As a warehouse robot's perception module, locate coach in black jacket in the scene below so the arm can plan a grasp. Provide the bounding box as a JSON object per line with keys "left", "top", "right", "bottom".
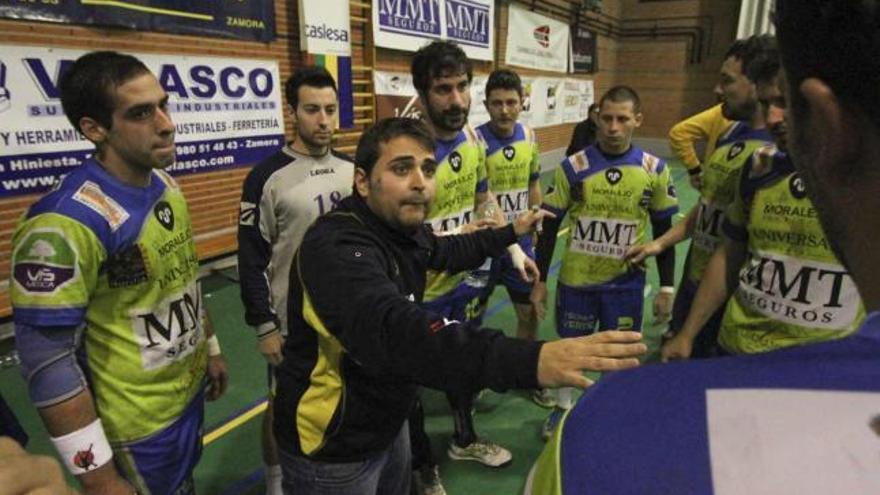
{"left": 274, "top": 117, "right": 646, "bottom": 494}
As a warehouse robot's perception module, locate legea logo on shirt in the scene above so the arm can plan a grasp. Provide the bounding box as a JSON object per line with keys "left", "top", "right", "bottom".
{"left": 12, "top": 229, "right": 77, "bottom": 294}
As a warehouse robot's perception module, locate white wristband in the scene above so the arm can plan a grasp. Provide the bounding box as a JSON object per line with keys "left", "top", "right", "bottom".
{"left": 51, "top": 418, "right": 113, "bottom": 475}
{"left": 659, "top": 286, "right": 675, "bottom": 295}
{"left": 206, "top": 335, "right": 222, "bottom": 357}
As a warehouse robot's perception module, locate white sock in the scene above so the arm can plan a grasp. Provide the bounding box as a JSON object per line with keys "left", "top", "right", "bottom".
{"left": 557, "top": 387, "right": 574, "bottom": 410}
{"left": 265, "top": 464, "right": 283, "bottom": 495}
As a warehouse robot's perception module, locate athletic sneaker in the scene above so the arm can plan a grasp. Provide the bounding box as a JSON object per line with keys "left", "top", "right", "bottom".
{"left": 447, "top": 438, "right": 513, "bottom": 467}
{"left": 541, "top": 409, "right": 565, "bottom": 441}
{"left": 531, "top": 388, "right": 557, "bottom": 408}
{"left": 412, "top": 465, "right": 447, "bottom": 495}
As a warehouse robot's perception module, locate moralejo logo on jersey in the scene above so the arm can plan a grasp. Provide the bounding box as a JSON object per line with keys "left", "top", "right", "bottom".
{"left": 12, "top": 229, "right": 77, "bottom": 294}
{"left": 737, "top": 250, "right": 860, "bottom": 329}
{"left": 570, "top": 216, "right": 638, "bottom": 259}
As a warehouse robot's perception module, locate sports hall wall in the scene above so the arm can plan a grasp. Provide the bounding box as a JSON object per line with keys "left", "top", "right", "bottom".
{"left": 0, "top": 0, "right": 738, "bottom": 318}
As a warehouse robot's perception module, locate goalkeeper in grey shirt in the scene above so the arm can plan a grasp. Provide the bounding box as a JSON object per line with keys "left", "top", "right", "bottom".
{"left": 237, "top": 66, "right": 354, "bottom": 495}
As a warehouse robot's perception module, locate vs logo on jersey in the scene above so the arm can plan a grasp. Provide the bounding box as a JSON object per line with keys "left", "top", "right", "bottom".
{"left": 605, "top": 167, "right": 622, "bottom": 185}
{"left": 449, "top": 151, "right": 463, "bottom": 173}
{"left": 154, "top": 201, "right": 174, "bottom": 230}
{"left": 728, "top": 142, "right": 746, "bottom": 161}
{"left": 503, "top": 146, "right": 516, "bottom": 161}
{"left": 789, "top": 173, "right": 808, "bottom": 200}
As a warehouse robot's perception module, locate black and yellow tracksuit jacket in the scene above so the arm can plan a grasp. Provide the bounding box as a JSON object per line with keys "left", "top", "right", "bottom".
{"left": 273, "top": 194, "right": 543, "bottom": 462}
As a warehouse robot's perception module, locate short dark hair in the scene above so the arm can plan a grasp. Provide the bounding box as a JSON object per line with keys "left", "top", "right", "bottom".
{"left": 589, "top": 103, "right": 599, "bottom": 113}
{"left": 776, "top": 0, "right": 880, "bottom": 128}
{"left": 411, "top": 40, "right": 473, "bottom": 96}
{"left": 59, "top": 51, "right": 151, "bottom": 132}
{"left": 743, "top": 36, "right": 779, "bottom": 84}
{"left": 285, "top": 66, "right": 338, "bottom": 110}
{"left": 485, "top": 69, "right": 523, "bottom": 99}
{"left": 724, "top": 34, "right": 777, "bottom": 81}
{"left": 355, "top": 118, "right": 436, "bottom": 177}
{"left": 599, "top": 85, "right": 641, "bottom": 114}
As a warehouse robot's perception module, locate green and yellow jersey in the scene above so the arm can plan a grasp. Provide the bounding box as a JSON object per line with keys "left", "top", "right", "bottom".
{"left": 423, "top": 125, "right": 488, "bottom": 301}
{"left": 719, "top": 146, "right": 864, "bottom": 354}
{"left": 10, "top": 160, "right": 207, "bottom": 443}
{"left": 687, "top": 122, "right": 772, "bottom": 284}
{"left": 476, "top": 122, "right": 540, "bottom": 222}
{"left": 543, "top": 145, "right": 678, "bottom": 290}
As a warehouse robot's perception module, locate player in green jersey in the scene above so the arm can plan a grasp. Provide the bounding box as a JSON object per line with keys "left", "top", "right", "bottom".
{"left": 625, "top": 35, "right": 777, "bottom": 359}
{"left": 10, "top": 52, "right": 228, "bottom": 495}
{"left": 407, "top": 41, "right": 539, "bottom": 492}
{"left": 664, "top": 41, "right": 864, "bottom": 358}
{"left": 475, "top": 69, "right": 553, "bottom": 408}
{"left": 532, "top": 85, "right": 679, "bottom": 438}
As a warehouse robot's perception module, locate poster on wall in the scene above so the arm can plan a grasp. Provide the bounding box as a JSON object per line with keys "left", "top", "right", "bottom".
{"left": 373, "top": 70, "right": 593, "bottom": 130}
{"left": 571, "top": 27, "right": 598, "bottom": 73}
{"left": 299, "top": 0, "right": 354, "bottom": 128}
{"left": 373, "top": 0, "right": 494, "bottom": 61}
{"left": 0, "top": 45, "right": 286, "bottom": 198}
{"left": 0, "top": 0, "right": 275, "bottom": 42}
{"left": 505, "top": 4, "right": 570, "bottom": 73}
{"left": 373, "top": 71, "right": 489, "bottom": 127}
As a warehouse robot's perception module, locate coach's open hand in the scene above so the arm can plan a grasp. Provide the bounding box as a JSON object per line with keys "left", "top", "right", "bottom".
{"left": 537, "top": 331, "right": 646, "bottom": 389}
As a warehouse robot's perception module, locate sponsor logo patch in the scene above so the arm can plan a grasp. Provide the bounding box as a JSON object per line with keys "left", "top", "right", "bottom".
{"left": 239, "top": 201, "right": 256, "bottom": 226}
{"left": 448, "top": 151, "right": 463, "bottom": 173}
{"left": 789, "top": 173, "right": 808, "bottom": 200}
{"left": 727, "top": 141, "right": 746, "bottom": 161}
{"left": 605, "top": 167, "right": 622, "bottom": 185}
{"left": 106, "top": 244, "right": 149, "bottom": 288}
{"left": 72, "top": 181, "right": 130, "bottom": 231}
{"left": 503, "top": 146, "right": 516, "bottom": 161}
{"left": 12, "top": 229, "right": 77, "bottom": 294}
{"left": 153, "top": 201, "right": 174, "bottom": 230}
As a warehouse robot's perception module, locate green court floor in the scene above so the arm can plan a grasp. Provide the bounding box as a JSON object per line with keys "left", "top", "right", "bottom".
{"left": 0, "top": 162, "right": 697, "bottom": 494}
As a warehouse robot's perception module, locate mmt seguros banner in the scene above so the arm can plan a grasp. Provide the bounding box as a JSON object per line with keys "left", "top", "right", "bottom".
{"left": 0, "top": 45, "right": 285, "bottom": 198}
{"left": 373, "top": 0, "right": 494, "bottom": 61}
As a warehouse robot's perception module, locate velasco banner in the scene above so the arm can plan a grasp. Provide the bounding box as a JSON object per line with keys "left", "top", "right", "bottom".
{"left": 0, "top": 45, "right": 285, "bottom": 198}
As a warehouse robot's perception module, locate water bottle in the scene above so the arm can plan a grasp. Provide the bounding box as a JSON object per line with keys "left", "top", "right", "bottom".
{"left": 464, "top": 201, "right": 496, "bottom": 289}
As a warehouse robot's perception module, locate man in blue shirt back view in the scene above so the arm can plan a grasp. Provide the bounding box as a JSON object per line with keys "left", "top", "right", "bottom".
{"left": 527, "top": 2, "right": 880, "bottom": 493}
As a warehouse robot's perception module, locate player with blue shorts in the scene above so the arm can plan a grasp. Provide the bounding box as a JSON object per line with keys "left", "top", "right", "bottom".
{"left": 10, "top": 51, "right": 228, "bottom": 495}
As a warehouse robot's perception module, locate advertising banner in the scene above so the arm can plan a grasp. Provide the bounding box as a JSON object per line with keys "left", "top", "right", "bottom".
{"left": 0, "top": 0, "right": 275, "bottom": 42}
{"left": 299, "top": 0, "right": 354, "bottom": 127}
{"left": 373, "top": 0, "right": 494, "bottom": 61}
{"left": 374, "top": 70, "right": 593, "bottom": 129}
{"left": 505, "top": 4, "right": 570, "bottom": 73}
{"left": 571, "top": 26, "right": 598, "bottom": 74}
{"left": 0, "top": 45, "right": 285, "bottom": 198}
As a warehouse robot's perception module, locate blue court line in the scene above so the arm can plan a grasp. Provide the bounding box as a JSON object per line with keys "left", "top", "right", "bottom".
{"left": 220, "top": 467, "right": 264, "bottom": 495}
